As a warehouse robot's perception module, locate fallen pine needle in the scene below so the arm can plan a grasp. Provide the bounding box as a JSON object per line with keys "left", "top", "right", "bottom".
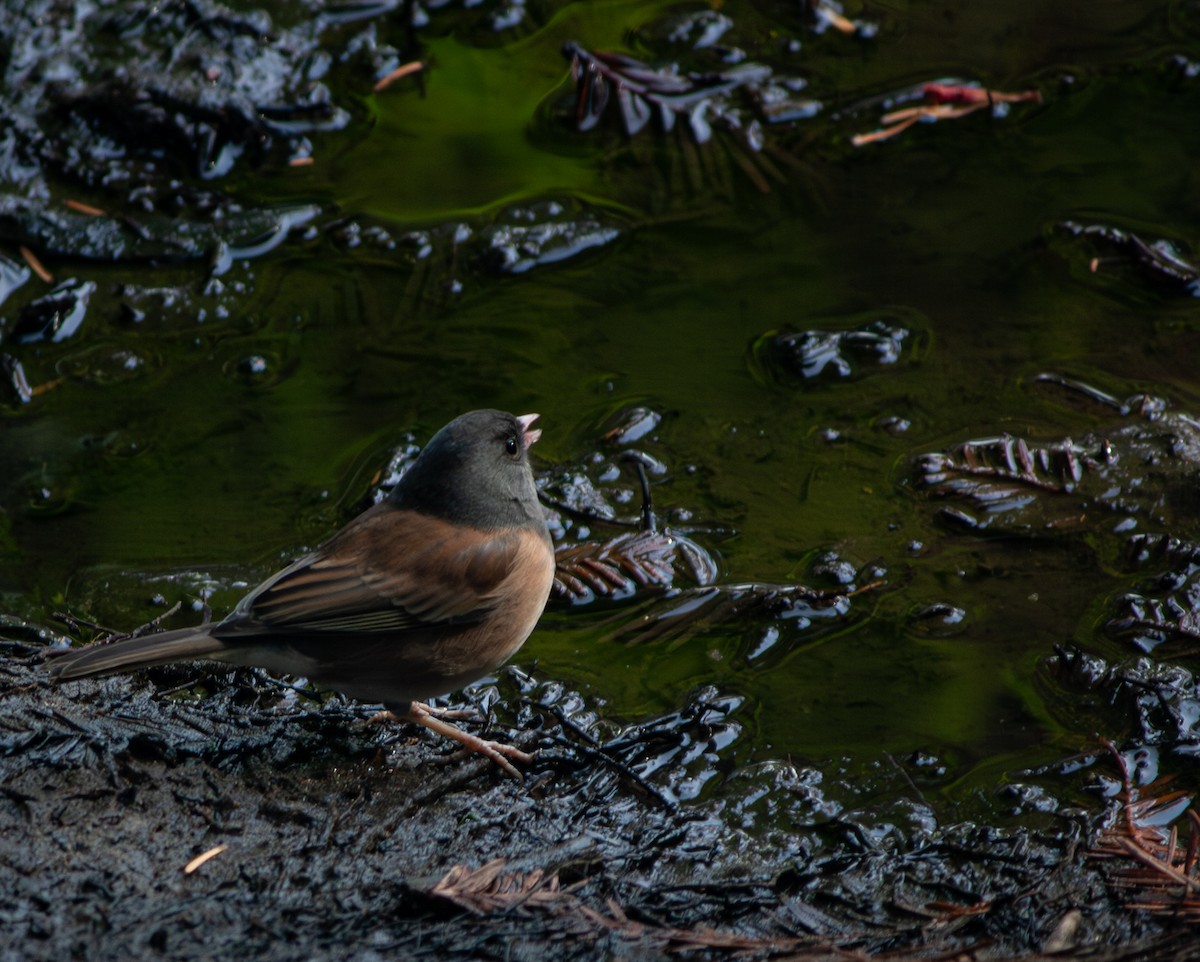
{"left": 851, "top": 114, "right": 919, "bottom": 147}
{"left": 815, "top": 4, "right": 856, "bottom": 33}
{"left": 30, "top": 377, "right": 65, "bottom": 398}
{"left": 183, "top": 844, "right": 228, "bottom": 874}
{"left": 1116, "top": 837, "right": 1197, "bottom": 892}
{"left": 880, "top": 102, "right": 987, "bottom": 125}
{"left": 19, "top": 245, "right": 52, "bottom": 283}
{"left": 374, "top": 61, "right": 424, "bottom": 92}
{"left": 65, "top": 199, "right": 106, "bottom": 216}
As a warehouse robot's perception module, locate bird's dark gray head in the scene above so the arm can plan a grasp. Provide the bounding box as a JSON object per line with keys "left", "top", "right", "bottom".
{"left": 390, "top": 409, "right": 544, "bottom": 529}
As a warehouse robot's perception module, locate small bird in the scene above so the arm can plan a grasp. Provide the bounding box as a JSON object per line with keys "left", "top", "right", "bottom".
{"left": 51, "top": 409, "right": 556, "bottom": 778}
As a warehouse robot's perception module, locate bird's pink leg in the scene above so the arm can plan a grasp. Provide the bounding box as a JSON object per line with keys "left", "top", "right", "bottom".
{"left": 374, "top": 702, "right": 534, "bottom": 779}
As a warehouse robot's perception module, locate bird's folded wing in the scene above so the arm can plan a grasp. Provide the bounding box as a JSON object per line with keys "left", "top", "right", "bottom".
{"left": 235, "top": 505, "right": 524, "bottom": 634}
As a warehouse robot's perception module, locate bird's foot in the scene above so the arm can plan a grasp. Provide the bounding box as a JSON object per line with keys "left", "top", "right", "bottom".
{"left": 402, "top": 701, "right": 534, "bottom": 780}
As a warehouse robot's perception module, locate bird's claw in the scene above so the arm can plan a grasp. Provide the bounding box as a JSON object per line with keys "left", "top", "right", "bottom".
{"left": 378, "top": 701, "right": 534, "bottom": 780}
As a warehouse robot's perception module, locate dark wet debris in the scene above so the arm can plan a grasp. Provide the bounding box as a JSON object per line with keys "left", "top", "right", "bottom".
{"left": 0, "top": 195, "right": 320, "bottom": 264}
{"left": 753, "top": 77, "right": 824, "bottom": 124}
{"left": 0, "top": 253, "right": 31, "bottom": 308}
{"left": 404, "top": 0, "right": 530, "bottom": 34}
{"left": 908, "top": 601, "right": 968, "bottom": 637}
{"left": 553, "top": 0, "right": 891, "bottom": 166}
{"left": 918, "top": 434, "right": 1084, "bottom": 507}
{"left": 600, "top": 405, "right": 663, "bottom": 447}
{"left": 913, "top": 383, "right": 1200, "bottom": 533}
{"left": 551, "top": 529, "right": 704, "bottom": 603}
{"left": 1106, "top": 534, "right": 1200, "bottom": 654}
{"left": 0, "top": 194, "right": 621, "bottom": 410}
{"left": 563, "top": 41, "right": 773, "bottom": 141}
{"left": 1057, "top": 221, "right": 1200, "bottom": 298}
{"left": 9, "top": 277, "right": 95, "bottom": 344}
{"left": 324, "top": 201, "right": 624, "bottom": 308}
{"left": 1, "top": 353, "right": 34, "bottom": 404}
{"left": 558, "top": 39, "right": 812, "bottom": 194}
{"left": 753, "top": 315, "right": 917, "bottom": 383}
{"left": 536, "top": 411, "right": 685, "bottom": 537}
{"left": 1051, "top": 647, "right": 1200, "bottom": 765}
{"left": 476, "top": 201, "right": 621, "bottom": 275}
{"left": 10, "top": 0, "right": 363, "bottom": 184}
{"left": 561, "top": 2, "right": 874, "bottom": 145}
{"left": 658, "top": 10, "right": 736, "bottom": 54}
{"left": 0, "top": 0, "right": 387, "bottom": 311}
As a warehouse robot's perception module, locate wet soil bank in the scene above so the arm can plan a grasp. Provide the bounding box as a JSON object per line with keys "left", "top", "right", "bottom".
{"left": 0, "top": 645, "right": 1181, "bottom": 962}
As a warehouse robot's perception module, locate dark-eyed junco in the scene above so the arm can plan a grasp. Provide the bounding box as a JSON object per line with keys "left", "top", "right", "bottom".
{"left": 51, "top": 409, "right": 556, "bottom": 778}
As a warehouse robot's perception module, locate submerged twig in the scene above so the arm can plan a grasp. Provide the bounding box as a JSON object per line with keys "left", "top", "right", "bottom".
{"left": 19, "top": 245, "right": 52, "bottom": 283}
{"left": 373, "top": 60, "right": 424, "bottom": 92}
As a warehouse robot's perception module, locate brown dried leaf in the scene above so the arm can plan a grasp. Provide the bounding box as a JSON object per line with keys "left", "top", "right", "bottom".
{"left": 430, "top": 859, "right": 569, "bottom": 916}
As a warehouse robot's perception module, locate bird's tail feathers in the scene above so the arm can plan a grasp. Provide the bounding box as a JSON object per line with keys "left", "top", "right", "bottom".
{"left": 50, "top": 627, "right": 229, "bottom": 680}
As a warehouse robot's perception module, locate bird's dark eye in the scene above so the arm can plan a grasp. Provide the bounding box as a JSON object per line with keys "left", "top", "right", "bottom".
{"left": 505, "top": 435, "right": 519, "bottom": 456}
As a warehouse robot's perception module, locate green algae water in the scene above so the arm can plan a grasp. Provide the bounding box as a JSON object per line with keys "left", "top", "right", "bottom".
{"left": 4, "top": 0, "right": 1200, "bottom": 835}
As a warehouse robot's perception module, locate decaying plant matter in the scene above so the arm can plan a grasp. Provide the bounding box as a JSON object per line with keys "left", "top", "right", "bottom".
{"left": 1091, "top": 743, "right": 1200, "bottom": 922}
{"left": 563, "top": 41, "right": 771, "bottom": 140}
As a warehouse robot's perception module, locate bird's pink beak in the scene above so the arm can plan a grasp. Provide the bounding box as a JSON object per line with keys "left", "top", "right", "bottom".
{"left": 516, "top": 413, "right": 542, "bottom": 448}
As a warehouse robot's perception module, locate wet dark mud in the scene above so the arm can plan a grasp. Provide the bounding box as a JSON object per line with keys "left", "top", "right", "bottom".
{"left": 0, "top": 649, "right": 1170, "bottom": 962}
